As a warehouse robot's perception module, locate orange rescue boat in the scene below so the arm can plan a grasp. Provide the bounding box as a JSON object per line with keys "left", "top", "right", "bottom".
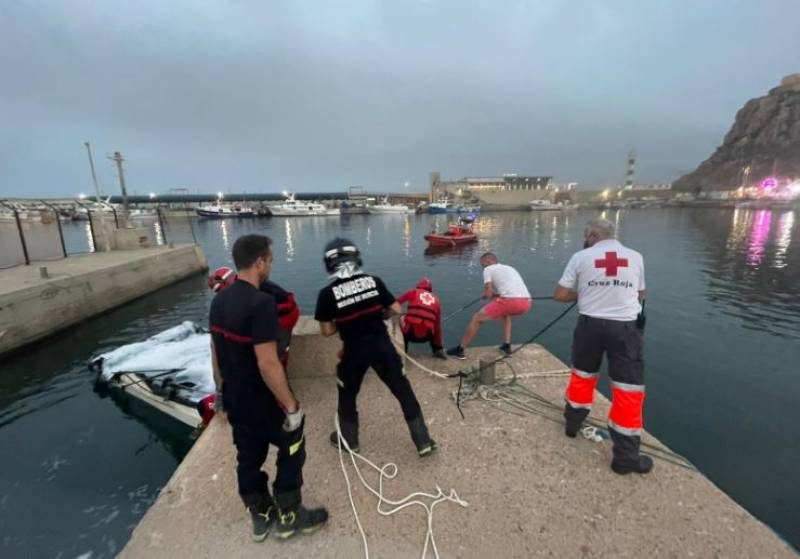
{"left": 424, "top": 218, "right": 478, "bottom": 247}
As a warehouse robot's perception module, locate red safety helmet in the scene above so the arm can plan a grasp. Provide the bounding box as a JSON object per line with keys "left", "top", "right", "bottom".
{"left": 416, "top": 277, "right": 433, "bottom": 292}
{"left": 208, "top": 267, "right": 237, "bottom": 292}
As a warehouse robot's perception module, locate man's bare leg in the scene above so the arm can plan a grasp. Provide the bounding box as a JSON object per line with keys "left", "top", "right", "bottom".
{"left": 502, "top": 315, "right": 512, "bottom": 345}
{"left": 460, "top": 311, "right": 490, "bottom": 348}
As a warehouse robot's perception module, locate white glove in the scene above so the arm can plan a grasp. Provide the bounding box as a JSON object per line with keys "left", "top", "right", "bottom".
{"left": 283, "top": 407, "right": 304, "bottom": 432}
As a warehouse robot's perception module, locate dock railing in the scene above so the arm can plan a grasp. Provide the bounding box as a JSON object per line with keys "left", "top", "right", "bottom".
{"left": 0, "top": 200, "right": 199, "bottom": 269}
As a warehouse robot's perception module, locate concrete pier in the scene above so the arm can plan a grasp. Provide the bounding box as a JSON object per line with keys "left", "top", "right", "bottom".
{"left": 119, "top": 319, "right": 796, "bottom": 558}
{"left": 0, "top": 245, "right": 207, "bottom": 356}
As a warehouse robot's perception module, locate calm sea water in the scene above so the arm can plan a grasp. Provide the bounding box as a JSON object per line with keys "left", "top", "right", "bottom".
{"left": 1, "top": 208, "right": 798, "bottom": 556}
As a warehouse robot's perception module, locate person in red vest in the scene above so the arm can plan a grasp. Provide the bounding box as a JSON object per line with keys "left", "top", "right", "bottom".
{"left": 397, "top": 278, "right": 446, "bottom": 359}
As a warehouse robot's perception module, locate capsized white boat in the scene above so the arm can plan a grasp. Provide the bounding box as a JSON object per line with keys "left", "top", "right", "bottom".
{"left": 90, "top": 322, "right": 214, "bottom": 427}
{"left": 268, "top": 193, "right": 340, "bottom": 216}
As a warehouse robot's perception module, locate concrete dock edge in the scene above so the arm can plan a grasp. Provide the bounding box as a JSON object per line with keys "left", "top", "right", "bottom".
{"left": 0, "top": 245, "right": 208, "bottom": 356}
{"left": 119, "top": 323, "right": 798, "bottom": 558}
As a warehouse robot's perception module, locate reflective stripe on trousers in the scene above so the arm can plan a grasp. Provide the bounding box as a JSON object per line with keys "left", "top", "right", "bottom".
{"left": 564, "top": 369, "right": 598, "bottom": 410}
{"left": 608, "top": 380, "right": 645, "bottom": 436}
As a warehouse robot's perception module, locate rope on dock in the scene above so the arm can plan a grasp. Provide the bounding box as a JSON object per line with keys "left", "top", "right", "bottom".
{"left": 455, "top": 360, "right": 697, "bottom": 472}
{"left": 333, "top": 413, "right": 469, "bottom": 559}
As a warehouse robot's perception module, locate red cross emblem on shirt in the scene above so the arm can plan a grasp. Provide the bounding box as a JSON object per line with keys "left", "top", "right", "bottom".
{"left": 594, "top": 251, "right": 628, "bottom": 276}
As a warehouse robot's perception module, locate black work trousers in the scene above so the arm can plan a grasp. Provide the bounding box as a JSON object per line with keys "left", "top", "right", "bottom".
{"left": 564, "top": 314, "right": 645, "bottom": 464}
{"left": 403, "top": 330, "right": 442, "bottom": 353}
{"left": 337, "top": 335, "right": 422, "bottom": 424}
{"left": 226, "top": 392, "right": 305, "bottom": 506}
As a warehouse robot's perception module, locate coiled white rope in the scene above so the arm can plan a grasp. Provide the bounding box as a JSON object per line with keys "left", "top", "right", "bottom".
{"left": 334, "top": 414, "right": 469, "bottom": 559}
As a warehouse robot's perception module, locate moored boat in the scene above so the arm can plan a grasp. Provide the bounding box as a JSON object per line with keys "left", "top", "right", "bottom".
{"left": 529, "top": 200, "right": 575, "bottom": 211}
{"left": 268, "top": 193, "right": 340, "bottom": 216}
{"left": 196, "top": 202, "right": 256, "bottom": 218}
{"left": 368, "top": 197, "right": 410, "bottom": 214}
{"left": 428, "top": 198, "right": 462, "bottom": 214}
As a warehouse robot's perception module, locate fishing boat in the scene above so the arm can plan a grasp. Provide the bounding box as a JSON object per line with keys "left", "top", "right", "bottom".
{"left": 424, "top": 217, "right": 478, "bottom": 247}
{"left": 196, "top": 202, "right": 256, "bottom": 218}
{"left": 268, "top": 193, "right": 340, "bottom": 216}
{"left": 529, "top": 200, "right": 575, "bottom": 211}
{"left": 428, "top": 198, "right": 462, "bottom": 214}
{"left": 368, "top": 197, "right": 410, "bottom": 214}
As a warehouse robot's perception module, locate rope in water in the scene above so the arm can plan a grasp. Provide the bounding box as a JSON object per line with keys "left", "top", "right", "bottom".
{"left": 334, "top": 414, "right": 469, "bottom": 559}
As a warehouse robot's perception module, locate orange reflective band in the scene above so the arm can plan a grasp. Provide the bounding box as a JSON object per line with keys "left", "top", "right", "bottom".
{"left": 565, "top": 370, "right": 599, "bottom": 408}
{"left": 609, "top": 387, "right": 645, "bottom": 430}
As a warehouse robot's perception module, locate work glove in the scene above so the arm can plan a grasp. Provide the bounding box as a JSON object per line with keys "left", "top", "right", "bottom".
{"left": 283, "top": 407, "right": 305, "bottom": 433}
{"left": 282, "top": 407, "right": 306, "bottom": 458}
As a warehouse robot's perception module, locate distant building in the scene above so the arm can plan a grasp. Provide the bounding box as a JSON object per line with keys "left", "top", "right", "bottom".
{"left": 430, "top": 172, "right": 562, "bottom": 210}
{"left": 624, "top": 183, "right": 672, "bottom": 191}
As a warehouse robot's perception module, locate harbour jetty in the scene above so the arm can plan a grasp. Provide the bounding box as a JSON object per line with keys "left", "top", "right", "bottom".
{"left": 0, "top": 244, "right": 207, "bottom": 356}
{"left": 120, "top": 318, "right": 796, "bottom": 558}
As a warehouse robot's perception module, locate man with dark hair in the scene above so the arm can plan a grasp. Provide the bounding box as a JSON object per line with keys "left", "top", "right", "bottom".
{"left": 447, "top": 252, "right": 532, "bottom": 359}
{"left": 210, "top": 234, "right": 328, "bottom": 542}
{"left": 315, "top": 237, "right": 436, "bottom": 457}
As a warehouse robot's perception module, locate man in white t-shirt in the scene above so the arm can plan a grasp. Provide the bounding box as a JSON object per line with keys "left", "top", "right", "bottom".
{"left": 446, "top": 252, "right": 531, "bottom": 359}
{"left": 553, "top": 218, "right": 652, "bottom": 475}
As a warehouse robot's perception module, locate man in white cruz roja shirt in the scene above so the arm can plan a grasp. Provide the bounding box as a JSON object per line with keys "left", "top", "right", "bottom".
{"left": 553, "top": 218, "right": 653, "bottom": 475}
{"left": 447, "top": 252, "right": 531, "bottom": 359}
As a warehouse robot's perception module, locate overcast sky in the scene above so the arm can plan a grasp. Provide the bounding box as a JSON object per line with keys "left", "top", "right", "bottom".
{"left": 1, "top": 0, "right": 798, "bottom": 197}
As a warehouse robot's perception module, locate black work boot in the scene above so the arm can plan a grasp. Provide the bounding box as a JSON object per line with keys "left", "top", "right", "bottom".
{"left": 611, "top": 454, "right": 654, "bottom": 475}
{"left": 242, "top": 493, "right": 276, "bottom": 542}
{"left": 274, "top": 491, "right": 329, "bottom": 540}
{"left": 498, "top": 343, "right": 512, "bottom": 357}
{"left": 329, "top": 416, "right": 359, "bottom": 453}
{"left": 563, "top": 406, "right": 586, "bottom": 439}
{"left": 407, "top": 415, "right": 437, "bottom": 457}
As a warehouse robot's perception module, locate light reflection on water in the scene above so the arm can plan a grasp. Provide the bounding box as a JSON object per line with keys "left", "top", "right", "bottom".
{"left": 219, "top": 220, "right": 230, "bottom": 251}
{"left": 775, "top": 211, "right": 795, "bottom": 268}
{"left": 285, "top": 219, "right": 294, "bottom": 261}
{"left": 746, "top": 209, "right": 772, "bottom": 266}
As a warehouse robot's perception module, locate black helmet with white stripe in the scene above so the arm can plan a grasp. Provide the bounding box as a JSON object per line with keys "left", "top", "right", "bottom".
{"left": 323, "top": 237, "right": 362, "bottom": 273}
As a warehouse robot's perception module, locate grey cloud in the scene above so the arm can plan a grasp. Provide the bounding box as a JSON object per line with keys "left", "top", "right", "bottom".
{"left": 1, "top": 0, "right": 798, "bottom": 197}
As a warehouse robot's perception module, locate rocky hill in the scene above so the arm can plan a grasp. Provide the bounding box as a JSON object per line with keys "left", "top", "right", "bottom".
{"left": 674, "top": 74, "right": 800, "bottom": 192}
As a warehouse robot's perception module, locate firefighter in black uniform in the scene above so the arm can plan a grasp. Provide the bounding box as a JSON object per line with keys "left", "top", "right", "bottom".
{"left": 315, "top": 238, "right": 437, "bottom": 457}
{"left": 209, "top": 234, "right": 328, "bottom": 542}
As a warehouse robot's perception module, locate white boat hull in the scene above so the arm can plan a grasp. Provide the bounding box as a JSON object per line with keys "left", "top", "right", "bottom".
{"left": 269, "top": 208, "right": 340, "bottom": 216}
{"left": 109, "top": 373, "right": 199, "bottom": 428}
{"left": 368, "top": 206, "right": 409, "bottom": 214}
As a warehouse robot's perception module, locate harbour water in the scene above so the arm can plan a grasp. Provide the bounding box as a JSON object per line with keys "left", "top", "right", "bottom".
{"left": 1, "top": 208, "right": 798, "bottom": 557}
